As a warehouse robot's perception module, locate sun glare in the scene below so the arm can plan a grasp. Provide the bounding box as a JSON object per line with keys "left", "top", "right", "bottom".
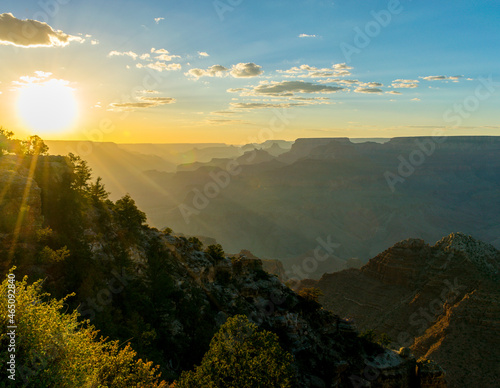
{"left": 17, "top": 79, "right": 78, "bottom": 134}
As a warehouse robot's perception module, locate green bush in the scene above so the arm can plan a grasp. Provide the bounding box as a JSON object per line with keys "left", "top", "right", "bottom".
{"left": 176, "top": 315, "right": 295, "bottom": 388}
{"left": 205, "top": 244, "right": 225, "bottom": 262}
{"left": 0, "top": 270, "right": 166, "bottom": 387}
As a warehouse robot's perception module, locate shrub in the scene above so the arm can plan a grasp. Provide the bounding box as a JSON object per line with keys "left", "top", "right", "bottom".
{"left": 0, "top": 270, "right": 166, "bottom": 387}
{"left": 298, "top": 287, "right": 323, "bottom": 304}
{"left": 176, "top": 315, "right": 295, "bottom": 388}
{"left": 205, "top": 244, "right": 225, "bottom": 262}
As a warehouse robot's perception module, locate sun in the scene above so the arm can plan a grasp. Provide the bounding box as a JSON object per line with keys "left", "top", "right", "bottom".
{"left": 17, "top": 79, "right": 78, "bottom": 135}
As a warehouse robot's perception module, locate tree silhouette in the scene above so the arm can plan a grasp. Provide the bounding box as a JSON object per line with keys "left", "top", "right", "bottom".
{"left": 22, "top": 135, "right": 49, "bottom": 155}
{"left": 89, "top": 177, "right": 109, "bottom": 202}
{"left": 69, "top": 153, "right": 92, "bottom": 193}
{"left": 115, "top": 194, "right": 147, "bottom": 231}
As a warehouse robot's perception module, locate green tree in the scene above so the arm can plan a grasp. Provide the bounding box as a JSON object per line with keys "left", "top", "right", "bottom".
{"left": 0, "top": 127, "right": 23, "bottom": 155}
{"left": 176, "top": 315, "right": 295, "bottom": 388}
{"left": 162, "top": 227, "right": 173, "bottom": 235}
{"left": 188, "top": 237, "right": 203, "bottom": 251}
{"left": 360, "top": 329, "right": 376, "bottom": 342}
{"left": 359, "top": 329, "right": 391, "bottom": 347}
{"left": 115, "top": 194, "right": 147, "bottom": 231}
{"left": 89, "top": 176, "right": 110, "bottom": 202}
{"left": 0, "top": 127, "right": 14, "bottom": 155}
{"left": 38, "top": 246, "right": 71, "bottom": 263}
{"left": 22, "top": 135, "right": 49, "bottom": 155}
{"left": 378, "top": 332, "right": 392, "bottom": 347}
{"left": 205, "top": 244, "right": 225, "bottom": 261}
{"left": 69, "top": 153, "right": 92, "bottom": 193}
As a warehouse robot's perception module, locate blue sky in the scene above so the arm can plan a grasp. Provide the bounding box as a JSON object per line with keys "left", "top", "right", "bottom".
{"left": 0, "top": 0, "right": 499, "bottom": 143}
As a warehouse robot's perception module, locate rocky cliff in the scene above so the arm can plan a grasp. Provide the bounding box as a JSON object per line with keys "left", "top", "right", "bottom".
{"left": 139, "top": 135, "right": 500, "bottom": 278}
{"left": 0, "top": 154, "right": 447, "bottom": 387}
{"left": 302, "top": 233, "right": 499, "bottom": 388}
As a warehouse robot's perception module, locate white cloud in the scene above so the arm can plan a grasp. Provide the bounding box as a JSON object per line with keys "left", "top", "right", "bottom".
{"left": 13, "top": 71, "right": 53, "bottom": 86}
{"left": 420, "top": 75, "right": 463, "bottom": 81}
{"left": 139, "top": 53, "right": 151, "bottom": 60}
{"left": 411, "top": 98, "right": 421, "bottom": 101}
{"left": 386, "top": 91, "right": 402, "bottom": 95}
{"left": 354, "top": 87, "right": 383, "bottom": 94}
{"left": 333, "top": 63, "right": 351, "bottom": 70}
{"left": 207, "top": 119, "right": 247, "bottom": 125}
{"left": 211, "top": 110, "right": 241, "bottom": 115}
{"left": 230, "top": 63, "right": 263, "bottom": 78}
{"left": 109, "top": 96, "right": 175, "bottom": 111}
{"left": 154, "top": 17, "right": 165, "bottom": 24}
{"left": 359, "top": 82, "right": 383, "bottom": 88}
{"left": 299, "top": 34, "right": 317, "bottom": 38}
{"left": 12, "top": 72, "right": 72, "bottom": 92}
{"left": 279, "top": 63, "right": 352, "bottom": 78}
{"left": 108, "top": 50, "right": 138, "bottom": 60}
{"left": 316, "top": 78, "right": 359, "bottom": 85}
{"left": 291, "top": 96, "right": 330, "bottom": 101}
{"left": 187, "top": 65, "right": 229, "bottom": 78}
{"left": 230, "top": 102, "right": 307, "bottom": 109}
{"left": 198, "top": 51, "right": 209, "bottom": 57}
{"left": 136, "top": 62, "right": 181, "bottom": 72}
{"left": 156, "top": 53, "right": 181, "bottom": 61}
{"left": 250, "top": 80, "right": 344, "bottom": 96}
{"left": 391, "top": 79, "right": 419, "bottom": 88}
{"left": 151, "top": 48, "right": 169, "bottom": 54}
{"left": 187, "top": 62, "right": 263, "bottom": 79}
{"left": 34, "top": 71, "right": 52, "bottom": 79}
{"left": 0, "top": 13, "right": 84, "bottom": 47}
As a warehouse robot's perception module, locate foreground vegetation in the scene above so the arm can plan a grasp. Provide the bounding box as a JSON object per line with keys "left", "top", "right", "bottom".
{"left": 0, "top": 272, "right": 166, "bottom": 387}
{"left": 0, "top": 129, "right": 298, "bottom": 386}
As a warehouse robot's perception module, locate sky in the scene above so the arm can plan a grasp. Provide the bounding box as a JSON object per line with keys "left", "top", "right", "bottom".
{"left": 0, "top": 0, "right": 499, "bottom": 144}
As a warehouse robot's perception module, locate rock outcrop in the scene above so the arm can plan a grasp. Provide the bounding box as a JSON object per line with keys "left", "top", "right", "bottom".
{"left": 162, "top": 241, "right": 447, "bottom": 387}
{"left": 302, "top": 233, "right": 499, "bottom": 388}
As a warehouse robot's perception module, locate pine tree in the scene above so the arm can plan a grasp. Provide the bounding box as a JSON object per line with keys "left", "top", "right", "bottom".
{"left": 89, "top": 177, "right": 110, "bottom": 202}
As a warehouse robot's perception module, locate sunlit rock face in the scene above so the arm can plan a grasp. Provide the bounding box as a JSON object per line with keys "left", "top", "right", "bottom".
{"left": 302, "top": 233, "right": 499, "bottom": 388}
